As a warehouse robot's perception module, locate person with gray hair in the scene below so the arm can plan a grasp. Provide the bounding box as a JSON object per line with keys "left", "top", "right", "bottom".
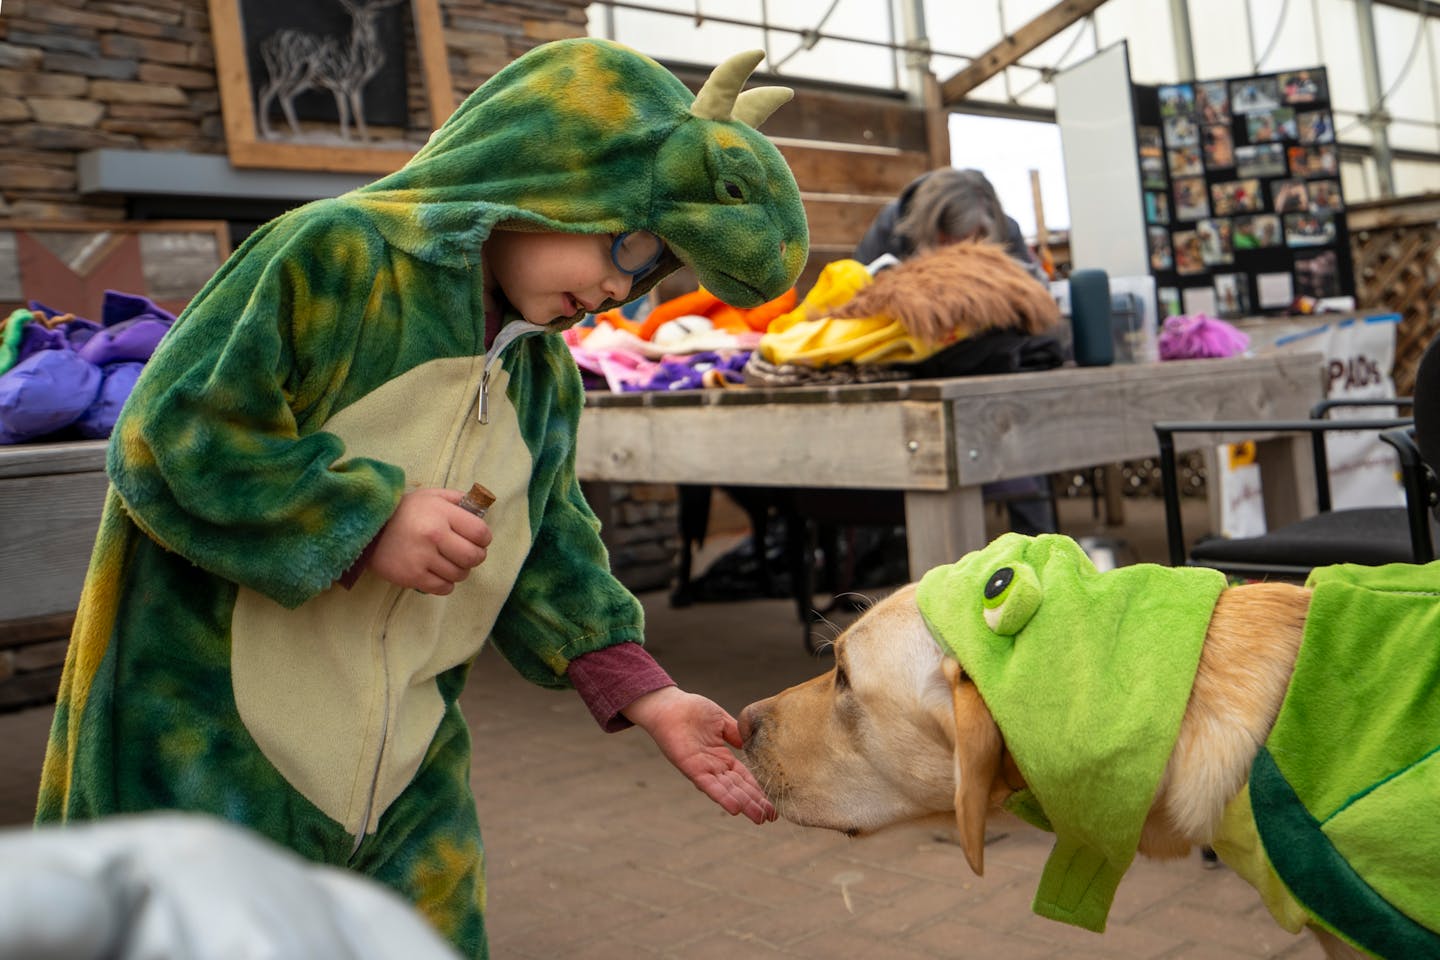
{"left": 893, "top": 168, "right": 1006, "bottom": 250}
{"left": 853, "top": 166, "right": 1057, "bottom": 534}
{"left": 854, "top": 167, "right": 1038, "bottom": 270}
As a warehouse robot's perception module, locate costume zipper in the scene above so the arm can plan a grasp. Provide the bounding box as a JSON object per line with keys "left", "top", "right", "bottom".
{"left": 350, "top": 587, "right": 400, "bottom": 859}
{"left": 479, "top": 319, "right": 546, "bottom": 423}
{"left": 352, "top": 322, "right": 542, "bottom": 856}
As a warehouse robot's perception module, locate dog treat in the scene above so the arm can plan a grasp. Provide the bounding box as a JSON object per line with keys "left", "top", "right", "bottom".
{"left": 458, "top": 482, "right": 496, "bottom": 519}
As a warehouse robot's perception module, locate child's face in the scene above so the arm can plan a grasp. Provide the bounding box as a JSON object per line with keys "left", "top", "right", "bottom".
{"left": 484, "top": 230, "right": 636, "bottom": 325}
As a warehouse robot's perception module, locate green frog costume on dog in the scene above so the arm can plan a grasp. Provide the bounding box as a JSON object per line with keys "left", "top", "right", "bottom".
{"left": 918, "top": 534, "right": 1440, "bottom": 959}
{"left": 37, "top": 39, "right": 807, "bottom": 958}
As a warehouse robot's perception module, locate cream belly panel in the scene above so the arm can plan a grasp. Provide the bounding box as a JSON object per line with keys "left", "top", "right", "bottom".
{"left": 231, "top": 356, "right": 536, "bottom": 833}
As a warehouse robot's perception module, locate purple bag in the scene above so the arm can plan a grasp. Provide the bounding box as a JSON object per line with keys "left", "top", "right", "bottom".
{"left": 77, "top": 317, "right": 171, "bottom": 365}
{"left": 76, "top": 293, "right": 176, "bottom": 366}
{"left": 14, "top": 322, "right": 67, "bottom": 366}
{"left": 74, "top": 361, "right": 143, "bottom": 439}
{"left": 0, "top": 348, "right": 102, "bottom": 444}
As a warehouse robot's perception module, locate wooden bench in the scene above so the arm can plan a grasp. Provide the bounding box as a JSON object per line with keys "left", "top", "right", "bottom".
{"left": 0, "top": 440, "right": 107, "bottom": 710}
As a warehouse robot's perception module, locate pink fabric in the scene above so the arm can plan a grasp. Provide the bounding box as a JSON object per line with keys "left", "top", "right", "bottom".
{"left": 567, "top": 641, "right": 675, "bottom": 732}
{"left": 1157, "top": 314, "right": 1250, "bottom": 360}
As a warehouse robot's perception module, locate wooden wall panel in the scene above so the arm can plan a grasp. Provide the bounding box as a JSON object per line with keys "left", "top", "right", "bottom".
{"left": 1348, "top": 194, "right": 1440, "bottom": 396}
{"left": 802, "top": 196, "right": 890, "bottom": 248}
{"left": 776, "top": 141, "right": 929, "bottom": 197}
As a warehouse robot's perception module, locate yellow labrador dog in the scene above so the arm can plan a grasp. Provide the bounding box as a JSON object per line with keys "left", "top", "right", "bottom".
{"left": 740, "top": 536, "right": 1439, "bottom": 960}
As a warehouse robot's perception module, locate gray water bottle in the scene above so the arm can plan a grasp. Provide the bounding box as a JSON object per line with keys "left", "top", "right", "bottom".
{"left": 1069, "top": 268, "right": 1114, "bottom": 367}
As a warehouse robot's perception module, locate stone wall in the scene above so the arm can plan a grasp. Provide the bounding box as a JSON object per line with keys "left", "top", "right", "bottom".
{"left": 0, "top": 0, "right": 588, "bottom": 221}
{"left": 583, "top": 482, "right": 682, "bottom": 594}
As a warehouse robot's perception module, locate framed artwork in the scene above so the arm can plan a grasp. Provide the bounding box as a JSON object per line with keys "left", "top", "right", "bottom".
{"left": 1148, "top": 226, "right": 1173, "bottom": 271}
{"left": 208, "top": 0, "right": 455, "bottom": 174}
{"left": 1202, "top": 124, "right": 1234, "bottom": 168}
{"left": 1173, "top": 177, "right": 1210, "bottom": 221}
{"left": 1195, "top": 81, "right": 1230, "bottom": 124}
{"left": 1214, "top": 273, "right": 1251, "bottom": 317}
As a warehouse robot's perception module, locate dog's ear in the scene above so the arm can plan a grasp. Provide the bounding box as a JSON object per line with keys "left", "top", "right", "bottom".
{"left": 942, "top": 658, "right": 1002, "bottom": 876}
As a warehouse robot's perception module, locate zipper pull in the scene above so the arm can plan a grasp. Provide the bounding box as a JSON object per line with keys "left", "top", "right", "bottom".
{"left": 479, "top": 366, "right": 490, "bottom": 424}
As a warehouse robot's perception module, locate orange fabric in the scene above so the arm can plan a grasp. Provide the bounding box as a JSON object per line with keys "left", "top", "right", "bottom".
{"left": 588, "top": 308, "right": 645, "bottom": 338}
{"left": 638, "top": 286, "right": 798, "bottom": 339}
{"left": 737, "top": 288, "right": 797, "bottom": 332}
{"left": 706, "top": 305, "right": 749, "bottom": 334}
{"left": 636, "top": 288, "right": 721, "bottom": 340}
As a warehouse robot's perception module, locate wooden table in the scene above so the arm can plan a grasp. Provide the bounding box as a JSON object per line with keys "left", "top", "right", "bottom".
{"left": 0, "top": 353, "right": 1324, "bottom": 627}
{"left": 577, "top": 354, "right": 1326, "bottom": 577}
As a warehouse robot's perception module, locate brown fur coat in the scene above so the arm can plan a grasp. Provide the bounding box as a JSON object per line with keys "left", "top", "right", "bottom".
{"left": 832, "top": 241, "right": 1060, "bottom": 345}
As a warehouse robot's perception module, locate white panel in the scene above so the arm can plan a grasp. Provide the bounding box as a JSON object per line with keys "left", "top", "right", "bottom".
{"left": 611, "top": 9, "right": 765, "bottom": 65}
{"left": 949, "top": 114, "right": 1071, "bottom": 234}
{"left": 967, "top": 72, "right": 1013, "bottom": 104}
{"left": 1248, "top": 0, "right": 1320, "bottom": 73}
{"left": 1373, "top": 4, "right": 1434, "bottom": 124}
{"left": 1029, "top": 20, "right": 1096, "bottom": 74}
{"left": 1054, "top": 42, "right": 1148, "bottom": 276}
{"left": 1014, "top": 77, "right": 1058, "bottom": 111}
{"left": 1191, "top": 0, "right": 1255, "bottom": 78}
{"left": 1096, "top": 0, "right": 1176, "bottom": 85}
{"left": 1335, "top": 110, "right": 1372, "bottom": 145}
{"left": 1340, "top": 157, "right": 1375, "bottom": 202}
{"left": 1315, "top": 0, "right": 1370, "bottom": 117}
{"left": 1393, "top": 158, "right": 1440, "bottom": 195}
{"left": 923, "top": 0, "right": 1003, "bottom": 51}
{"left": 1388, "top": 119, "right": 1440, "bottom": 153}
{"left": 773, "top": 37, "right": 896, "bottom": 87}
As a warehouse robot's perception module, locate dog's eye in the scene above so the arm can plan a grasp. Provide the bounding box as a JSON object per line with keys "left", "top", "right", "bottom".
{"left": 981, "top": 562, "right": 1041, "bottom": 634}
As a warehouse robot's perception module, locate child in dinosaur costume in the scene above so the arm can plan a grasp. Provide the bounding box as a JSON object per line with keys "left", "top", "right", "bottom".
{"left": 918, "top": 534, "right": 1440, "bottom": 957}
{"left": 37, "top": 38, "right": 808, "bottom": 958}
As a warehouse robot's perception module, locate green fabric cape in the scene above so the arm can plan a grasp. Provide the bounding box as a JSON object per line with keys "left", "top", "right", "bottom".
{"left": 1248, "top": 560, "right": 1440, "bottom": 958}
{"left": 917, "top": 533, "right": 1226, "bottom": 931}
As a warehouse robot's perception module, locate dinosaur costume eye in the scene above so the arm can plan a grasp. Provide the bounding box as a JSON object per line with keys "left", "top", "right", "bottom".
{"left": 981, "top": 563, "right": 1040, "bottom": 634}
{"left": 715, "top": 178, "right": 748, "bottom": 204}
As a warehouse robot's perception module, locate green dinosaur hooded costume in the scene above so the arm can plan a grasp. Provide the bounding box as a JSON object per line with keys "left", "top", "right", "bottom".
{"left": 37, "top": 38, "right": 807, "bottom": 958}
{"left": 918, "top": 535, "right": 1440, "bottom": 956}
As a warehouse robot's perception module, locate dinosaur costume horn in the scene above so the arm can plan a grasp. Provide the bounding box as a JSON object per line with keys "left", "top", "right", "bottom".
{"left": 733, "top": 86, "right": 793, "bottom": 128}
{"left": 691, "top": 49, "right": 766, "bottom": 121}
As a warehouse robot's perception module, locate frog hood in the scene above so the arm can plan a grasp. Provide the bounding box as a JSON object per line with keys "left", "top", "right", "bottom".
{"left": 347, "top": 38, "right": 809, "bottom": 313}
{"left": 916, "top": 534, "right": 1227, "bottom": 932}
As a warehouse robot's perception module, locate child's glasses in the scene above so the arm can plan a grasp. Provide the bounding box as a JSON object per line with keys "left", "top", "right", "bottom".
{"left": 611, "top": 230, "right": 666, "bottom": 278}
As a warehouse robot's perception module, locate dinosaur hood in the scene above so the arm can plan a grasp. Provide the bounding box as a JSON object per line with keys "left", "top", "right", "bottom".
{"left": 347, "top": 38, "right": 809, "bottom": 312}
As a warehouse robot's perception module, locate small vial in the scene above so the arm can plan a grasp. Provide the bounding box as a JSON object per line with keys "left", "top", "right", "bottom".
{"left": 458, "top": 482, "right": 496, "bottom": 519}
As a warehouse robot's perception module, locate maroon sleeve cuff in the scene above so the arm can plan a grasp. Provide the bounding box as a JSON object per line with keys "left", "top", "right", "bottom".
{"left": 338, "top": 524, "right": 385, "bottom": 590}
{"left": 568, "top": 642, "right": 675, "bottom": 732}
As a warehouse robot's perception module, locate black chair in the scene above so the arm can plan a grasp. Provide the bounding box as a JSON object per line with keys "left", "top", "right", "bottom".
{"left": 1153, "top": 331, "right": 1440, "bottom": 579}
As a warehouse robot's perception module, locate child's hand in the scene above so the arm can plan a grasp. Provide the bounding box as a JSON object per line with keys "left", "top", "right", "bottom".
{"left": 623, "top": 686, "right": 777, "bottom": 825}
{"left": 369, "top": 488, "right": 493, "bottom": 595}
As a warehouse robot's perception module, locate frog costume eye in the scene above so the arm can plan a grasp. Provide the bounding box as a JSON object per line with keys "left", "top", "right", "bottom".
{"left": 982, "top": 563, "right": 1041, "bottom": 634}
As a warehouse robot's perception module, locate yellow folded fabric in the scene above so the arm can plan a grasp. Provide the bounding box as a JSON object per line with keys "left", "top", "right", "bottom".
{"left": 759, "top": 259, "right": 948, "bottom": 366}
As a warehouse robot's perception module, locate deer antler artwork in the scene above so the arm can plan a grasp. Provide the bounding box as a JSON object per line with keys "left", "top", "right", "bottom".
{"left": 255, "top": 0, "right": 408, "bottom": 143}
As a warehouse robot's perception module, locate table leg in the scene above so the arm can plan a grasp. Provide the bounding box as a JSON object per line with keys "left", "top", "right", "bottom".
{"left": 1255, "top": 434, "right": 1317, "bottom": 530}
{"left": 903, "top": 486, "right": 987, "bottom": 579}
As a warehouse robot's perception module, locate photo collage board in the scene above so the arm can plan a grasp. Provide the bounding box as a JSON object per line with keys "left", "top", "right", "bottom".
{"left": 1134, "top": 67, "right": 1352, "bottom": 319}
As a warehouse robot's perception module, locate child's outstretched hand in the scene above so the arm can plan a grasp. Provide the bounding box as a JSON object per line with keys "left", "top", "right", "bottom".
{"left": 369, "top": 488, "right": 492, "bottom": 595}
{"left": 623, "top": 686, "right": 777, "bottom": 825}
